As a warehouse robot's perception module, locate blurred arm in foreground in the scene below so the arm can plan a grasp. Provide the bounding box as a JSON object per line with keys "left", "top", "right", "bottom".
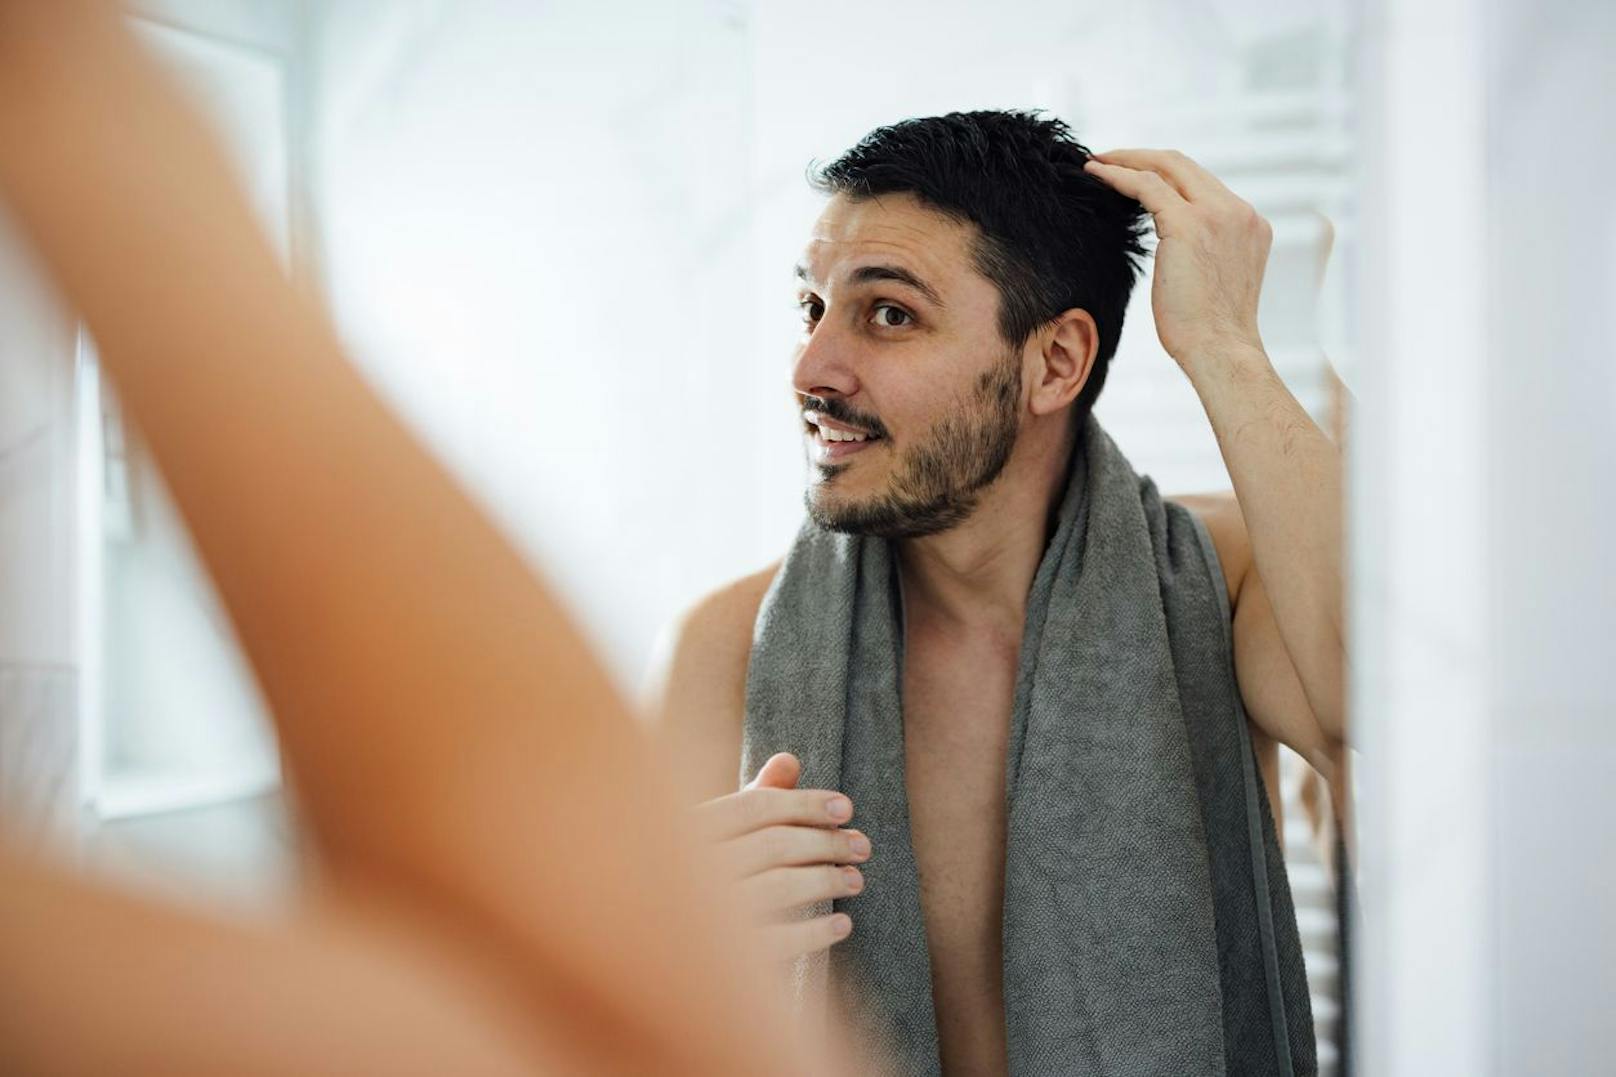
{"left": 0, "top": 3, "right": 854, "bottom": 1073}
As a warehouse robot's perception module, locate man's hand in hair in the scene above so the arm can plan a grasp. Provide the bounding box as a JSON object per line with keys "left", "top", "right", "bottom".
{"left": 1083, "top": 148, "right": 1273, "bottom": 371}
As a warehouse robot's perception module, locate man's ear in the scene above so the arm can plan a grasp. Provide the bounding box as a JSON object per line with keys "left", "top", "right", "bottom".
{"left": 1028, "top": 308, "right": 1099, "bottom": 418}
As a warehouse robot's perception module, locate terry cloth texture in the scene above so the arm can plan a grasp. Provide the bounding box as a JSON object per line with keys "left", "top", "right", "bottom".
{"left": 742, "top": 417, "right": 1316, "bottom": 1076}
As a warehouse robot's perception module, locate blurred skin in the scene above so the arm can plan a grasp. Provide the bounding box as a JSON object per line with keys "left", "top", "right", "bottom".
{"left": 0, "top": 3, "right": 868, "bottom": 1073}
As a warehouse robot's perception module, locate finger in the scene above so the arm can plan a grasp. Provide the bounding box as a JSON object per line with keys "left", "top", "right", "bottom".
{"left": 1082, "top": 159, "right": 1188, "bottom": 217}
{"left": 741, "top": 863, "right": 864, "bottom": 915}
{"left": 722, "top": 825, "right": 872, "bottom": 879}
{"left": 1090, "top": 147, "right": 1234, "bottom": 204}
{"left": 745, "top": 751, "right": 801, "bottom": 791}
{"left": 693, "top": 786, "right": 854, "bottom": 842}
{"left": 760, "top": 913, "right": 854, "bottom": 962}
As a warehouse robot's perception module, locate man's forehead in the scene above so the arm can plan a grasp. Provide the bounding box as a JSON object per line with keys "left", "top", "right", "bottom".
{"left": 798, "top": 192, "right": 974, "bottom": 288}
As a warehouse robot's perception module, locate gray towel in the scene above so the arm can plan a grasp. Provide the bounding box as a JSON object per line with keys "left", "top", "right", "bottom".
{"left": 743, "top": 417, "right": 1316, "bottom": 1076}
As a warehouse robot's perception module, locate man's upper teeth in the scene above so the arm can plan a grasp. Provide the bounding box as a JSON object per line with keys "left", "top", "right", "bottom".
{"left": 821, "top": 425, "right": 868, "bottom": 442}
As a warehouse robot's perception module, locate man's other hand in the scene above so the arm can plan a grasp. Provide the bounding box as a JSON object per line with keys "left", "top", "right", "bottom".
{"left": 692, "top": 753, "right": 868, "bottom": 961}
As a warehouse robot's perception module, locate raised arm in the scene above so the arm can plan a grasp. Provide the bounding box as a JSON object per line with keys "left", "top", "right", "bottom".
{"left": 1085, "top": 149, "right": 1346, "bottom": 770}
{"left": 0, "top": 3, "right": 829, "bottom": 1072}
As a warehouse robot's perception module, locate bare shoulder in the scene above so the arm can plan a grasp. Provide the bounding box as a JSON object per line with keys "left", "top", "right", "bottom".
{"left": 1169, "top": 490, "right": 1252, "bottom": 605}
{"left": 643, "top": 561, "right": 781, "bottom": 801}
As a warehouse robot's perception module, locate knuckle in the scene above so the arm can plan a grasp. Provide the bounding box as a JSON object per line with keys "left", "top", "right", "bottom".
{"left": 742, "top": 787, "right": 776, "bottom": 827}
{"left": 1230, "top": 202, "right": 1262, "bottom": 227}
{"left": 729, "top": 789, "right": 758, "bottom": 828}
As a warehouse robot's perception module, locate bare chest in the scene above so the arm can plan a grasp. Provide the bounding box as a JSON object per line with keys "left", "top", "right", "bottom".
{"left": 901, "top": 628, "right": 1018, "bottom": 1076}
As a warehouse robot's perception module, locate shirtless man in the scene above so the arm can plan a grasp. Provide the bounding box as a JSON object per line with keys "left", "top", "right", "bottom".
{"left": 652, "top": 112, "right": 1346, "bottom": 1074}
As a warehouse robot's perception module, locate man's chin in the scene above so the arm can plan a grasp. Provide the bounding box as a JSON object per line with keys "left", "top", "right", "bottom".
{"left": 805, "top": 489, "right": 876, "bottom": 535}
{"left": 805, "top": 489, "right": 970, "bottom": 540}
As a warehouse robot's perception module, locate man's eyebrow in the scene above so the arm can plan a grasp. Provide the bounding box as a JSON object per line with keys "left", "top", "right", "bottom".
{"left": 793, "top": 262, "right": 945, "bottom": 308}
{"left": 849, "top": 264, "right": 944, "bottom": 307}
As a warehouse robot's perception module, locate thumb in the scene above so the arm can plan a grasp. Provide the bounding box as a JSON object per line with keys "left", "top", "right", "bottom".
{"left": 746, "top": 752, "right": 801, "bottom": 790}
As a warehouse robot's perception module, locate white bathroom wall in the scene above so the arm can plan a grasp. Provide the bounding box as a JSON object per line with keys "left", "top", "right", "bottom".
{"left": 1481, "top": 0, "right": 1615, "bottom": 1068}
{"left": 307, "top": 0, "right": 761, "bottom": 687}
{"left": 1353, "top": 2, "right": 1492, "bottom": 1070}
{"left": 1354, "top": 0, "right": 1616, "bottom": 1071}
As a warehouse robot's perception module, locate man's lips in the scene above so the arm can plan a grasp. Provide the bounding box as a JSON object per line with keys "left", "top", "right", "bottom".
{"left": 802, "top": 410, "right": 883, "bottom": 462}
{"left": 803, "top": 409, "right": 879, "bottom": 438}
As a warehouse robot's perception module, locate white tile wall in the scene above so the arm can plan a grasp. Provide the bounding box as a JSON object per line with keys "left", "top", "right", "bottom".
{"left": 0, "top": 664, "right": 78, "bottom": 852}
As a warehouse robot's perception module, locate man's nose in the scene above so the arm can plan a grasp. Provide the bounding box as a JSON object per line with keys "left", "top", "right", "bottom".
{"left": 792, "top": 317, "right": 860, "bottom": 401}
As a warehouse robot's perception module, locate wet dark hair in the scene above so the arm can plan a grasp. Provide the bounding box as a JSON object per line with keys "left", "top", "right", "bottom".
{"left": 810, "top": 110, "right": 1149, "bottom": 429}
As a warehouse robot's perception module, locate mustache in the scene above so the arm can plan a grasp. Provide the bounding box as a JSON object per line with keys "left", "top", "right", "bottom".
{"left": 800, "top": 395, "right": 890, "bottom": 440}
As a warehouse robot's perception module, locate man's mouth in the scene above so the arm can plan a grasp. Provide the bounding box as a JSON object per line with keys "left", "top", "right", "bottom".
{"left": 803, "top": 410, "right": 884, "bottom": 462}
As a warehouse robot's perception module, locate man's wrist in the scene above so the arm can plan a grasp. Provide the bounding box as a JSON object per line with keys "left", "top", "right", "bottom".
{"left": 1177, "top": 338, "right": 1274, "bottom": 391}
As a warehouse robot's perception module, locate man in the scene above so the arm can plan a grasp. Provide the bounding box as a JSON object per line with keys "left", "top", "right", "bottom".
{"left": 652, "top": 112, "right": 1344, "bottom": 1075}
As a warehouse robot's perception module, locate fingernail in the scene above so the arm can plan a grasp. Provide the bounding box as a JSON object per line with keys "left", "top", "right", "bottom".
{"left": 848, "top": 833, "right": 871, "bottom": 858}
{"left": 832, "top": 913, "right": 853, "bottom": 937}
{"left": 826, "top": 796, "right": 852, "bottom": 822}
{"left": 842, "top": 867, "right": 864, "bottom": 893}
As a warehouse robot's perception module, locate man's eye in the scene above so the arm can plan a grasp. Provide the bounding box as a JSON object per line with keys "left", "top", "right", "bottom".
{"left": 799, "top": 299, "right": 824, "bottom": 325}
{"left": 872, "top": 303, "right": 912, "bottom": 328}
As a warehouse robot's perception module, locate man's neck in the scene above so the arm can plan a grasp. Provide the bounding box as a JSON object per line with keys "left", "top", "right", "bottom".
{"left": 896, "top": 419, "right": 1077, "bottom": 634}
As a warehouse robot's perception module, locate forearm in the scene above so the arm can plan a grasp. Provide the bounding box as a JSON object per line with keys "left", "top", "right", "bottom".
{"left": 0, "top": 846, "right": 550, "bottom": 1076}
{"left": 1188, "top": 345, "right": 1346, "bottom": 738}
{"left": 0, "top": 5, "right": 798, "bottom": 1072}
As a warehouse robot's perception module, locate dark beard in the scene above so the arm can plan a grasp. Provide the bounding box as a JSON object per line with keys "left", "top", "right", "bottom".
{"left": 807, "top": 350, "right": 1021, "bottom": 539}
